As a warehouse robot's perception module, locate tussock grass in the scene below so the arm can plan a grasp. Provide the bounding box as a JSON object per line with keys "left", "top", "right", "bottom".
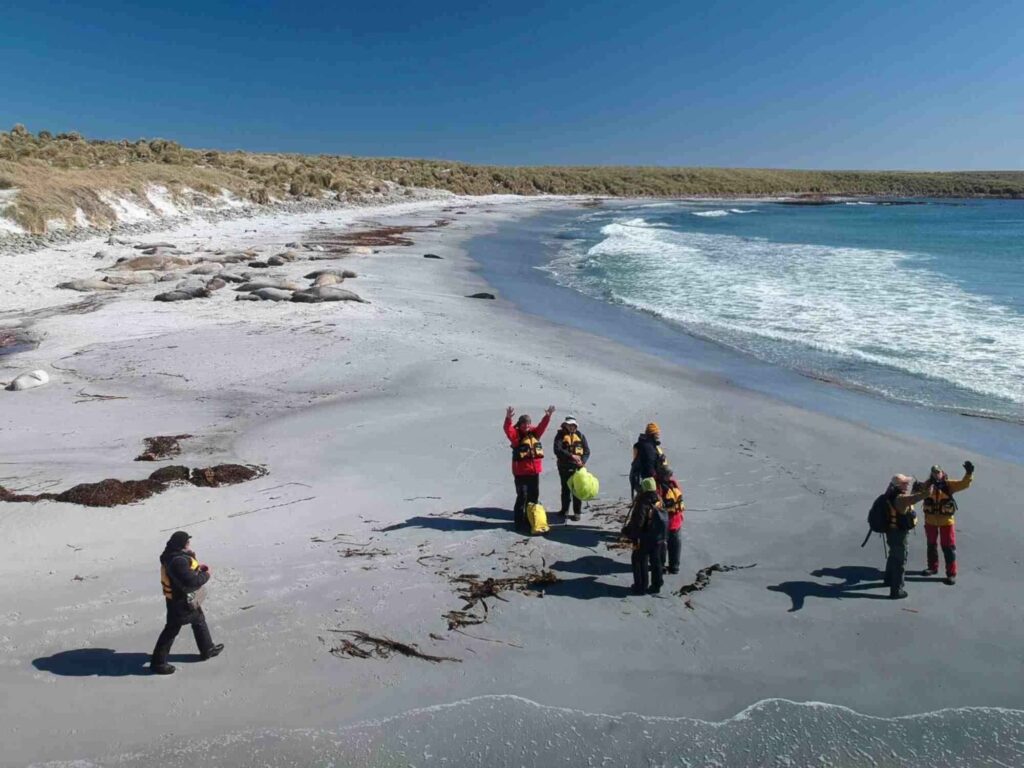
{"left": 3, "top": 124, "right": 1023, "bottom": 234}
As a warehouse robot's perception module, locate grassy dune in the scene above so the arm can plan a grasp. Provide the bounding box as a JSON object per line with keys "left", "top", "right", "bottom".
{"left": 2, "top": 124, "right": 1023, "bottom": 233}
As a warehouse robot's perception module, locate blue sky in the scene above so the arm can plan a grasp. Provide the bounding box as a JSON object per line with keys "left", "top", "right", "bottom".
{"left": 2, "top": 0, "right": 1022, "bottom": 169}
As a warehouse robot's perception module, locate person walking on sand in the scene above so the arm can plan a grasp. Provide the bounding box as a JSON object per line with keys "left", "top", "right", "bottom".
{"left": 150, "top": 531, "right": 223, "bottom": 675}
{"left": 922, "top": 461, "right": 975, "bottom": 585}
{"left": 504, "top": 405, "right": 555, "bottom": 531}
{"left": 656, "top": 465, "right": 685, "bottom": 574}
{"left": 553, "top": 416, "right": 591, "bottom": 521}
{"left": 881, "top": 475, "right": 931, "bottom": 600}
{"left": 630, "top": 422, "right": 667, "bottom": 498}
{"left": 622, "top": 477, "right": 668, "bottom": 594}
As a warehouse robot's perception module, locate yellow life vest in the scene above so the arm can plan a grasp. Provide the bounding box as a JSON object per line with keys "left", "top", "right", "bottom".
{"left": 161, "top": 555, "right": 200, "bottom": 600}
{"left": 923, "top": 483, "right": 958, "bottom": 526}
{"left": 663, "top": 486, "right": 684, "bottom": 513}
{"left": 514, "top": 434, "right": 544, "bottom": 461}
{"left": 560, "top": 432, "right": 585, "bottom": 457}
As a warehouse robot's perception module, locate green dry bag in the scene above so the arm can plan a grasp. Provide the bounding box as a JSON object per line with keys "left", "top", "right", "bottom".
{"left": 568, "top": 468, "right": 600, "bottom": 501}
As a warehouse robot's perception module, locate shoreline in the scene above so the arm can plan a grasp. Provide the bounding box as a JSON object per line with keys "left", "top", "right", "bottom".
{"left": 2, "top": 198, "right": 1023, "bottom": 766}
{"left": 470, "top": 204, "right": 1024, "bottom": 464}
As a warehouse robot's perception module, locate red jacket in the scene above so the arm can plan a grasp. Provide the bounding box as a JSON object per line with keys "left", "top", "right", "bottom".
{"left": 504, "top": 413, "right": 552, "bottom": 476}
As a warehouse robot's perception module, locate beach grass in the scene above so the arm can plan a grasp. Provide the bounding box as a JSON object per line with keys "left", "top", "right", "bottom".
{"left": 3, "top": 124, "right": 1024, "bottom": 233}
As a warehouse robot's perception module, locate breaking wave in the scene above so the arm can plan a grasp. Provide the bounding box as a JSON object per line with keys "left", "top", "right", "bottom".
{"left": 33, "top": 696, "right": 1024, "bottom": 767}
{"left": 545, "top": 216, "right": 1024, "bottom": 416}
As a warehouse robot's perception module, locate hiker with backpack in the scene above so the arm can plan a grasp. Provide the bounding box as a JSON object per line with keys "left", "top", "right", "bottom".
{"left": 630, "top": 422, "right": 667, "bottom": 499}
{"left": 864, "top": 475, "right": 933, "bottom": 600}
{"left": 922, "top": 461, "right": 975, "bottom": 585}
{"left": 622, "top": 477, "right": 669, "bottom": 595}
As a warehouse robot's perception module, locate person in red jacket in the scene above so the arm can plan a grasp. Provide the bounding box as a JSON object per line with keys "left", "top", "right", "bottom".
{"left": 504, "top": 405, "right": 555, "bottom": 531}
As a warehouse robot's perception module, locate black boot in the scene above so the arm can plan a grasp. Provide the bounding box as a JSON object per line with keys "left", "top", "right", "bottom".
{"left": 200, "top": 643, "right": 225, "bottom": 661}
{"left": 151, "top": 663, "right": 176, "bottom": 675}
{"left": 890, "top": 588, "right": 908, "bottom": 600}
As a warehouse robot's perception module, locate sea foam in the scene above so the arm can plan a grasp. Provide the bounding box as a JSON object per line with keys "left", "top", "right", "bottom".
{"left": 34, "top": 696, "right": 1024, "bottom": 767}
{"left": 546, "top": 216, "right": 1024, "bottom": 414}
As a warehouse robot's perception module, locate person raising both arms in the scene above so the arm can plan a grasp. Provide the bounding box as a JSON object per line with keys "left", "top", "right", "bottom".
{"left": 553, "top": 415, "right": 590, "bottom": 521}
{"left": 503, "top": 405, "right": 555, "bottom": 531}
{"left": 922, "top": 461, "right": 975, "bottom": 585}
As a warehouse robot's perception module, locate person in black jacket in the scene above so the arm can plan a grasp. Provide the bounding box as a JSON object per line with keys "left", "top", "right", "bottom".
{"left": 630, "top": 422, "right": 667, "bottom": 498}
{"left": 622, "top": 478, "right": 668, "bottom": 595}
{"left": 553, "top": 416, "right": 591, "bottom": 520}
{"left": 150, "top": 531, "right": 223, "bottom": 675}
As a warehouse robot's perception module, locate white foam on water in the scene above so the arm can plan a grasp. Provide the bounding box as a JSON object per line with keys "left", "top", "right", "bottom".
{"left": 692, "top": 209, "right": 730, "bottom": 217}
{"left": 547, "top": 217, "right": 1024, "bottom": 412}
{"left": 32, "top": 696, "right": 1024, "bottom": 768}
{"left": 729, "top": 208, "right": 757, "bottom": 214}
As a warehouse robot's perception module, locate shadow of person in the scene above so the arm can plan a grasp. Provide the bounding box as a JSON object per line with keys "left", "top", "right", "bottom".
{"left": 550, "top": 554, "right": 632, "bottom": 576}
{"left": 32, "top": 648, "right": 195, "bottom": 677}
{"left": 766, "top": 579, "right": 890, "bottom": 612}
{"left": 378, "top": 515, "right": 510, "bottom": 533}
{"left": 810, "top": 566, "right": 884, "bottom": 585}
{"left": 543, "top": 524, "right": 613, "bottom": 550}
{"left": 543, "top": 576, "right": 635, "bottom": 600}
{"left": 459, "top": 507, "right": 510, "bottom": 521}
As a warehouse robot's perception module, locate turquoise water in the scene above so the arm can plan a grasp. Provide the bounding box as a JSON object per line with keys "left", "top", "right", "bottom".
{"left": 545, "top": 200, "right": 1024, "bottom": 422}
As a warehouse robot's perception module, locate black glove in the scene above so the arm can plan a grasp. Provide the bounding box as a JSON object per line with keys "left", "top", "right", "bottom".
{"left": 964, "top": 460, "right": 975, "bottom": 476}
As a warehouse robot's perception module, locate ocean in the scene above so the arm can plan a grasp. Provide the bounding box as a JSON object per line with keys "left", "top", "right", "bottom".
{"left": 544, "top": 199, "right": 1024, "bottom": 423}
{"left": 39, "top": 696, "right": 1024, "bottom": 767}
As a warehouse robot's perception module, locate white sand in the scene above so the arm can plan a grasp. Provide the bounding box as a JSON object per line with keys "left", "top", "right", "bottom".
{"left": 1, "top": 196, "right": 1022, "bottom": 767}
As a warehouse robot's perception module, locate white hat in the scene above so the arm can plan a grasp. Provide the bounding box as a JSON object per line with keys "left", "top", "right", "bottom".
{"left": 564, "top": 416, "right": 577, "bottom": 425}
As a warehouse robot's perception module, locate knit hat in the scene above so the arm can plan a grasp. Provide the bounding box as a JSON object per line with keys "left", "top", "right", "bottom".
{"left": 166, "top": 531, "right": 191, "bottom": 550}
{"left": 645, "top": 422, "right": 660, "bottom": 436}
{"left": 930, "top": 465, "right": 944, "bottom": 477}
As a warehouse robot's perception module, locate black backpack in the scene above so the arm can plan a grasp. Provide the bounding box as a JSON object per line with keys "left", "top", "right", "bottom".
{"left": 861, "top": 493, "right": 891, "bottom": 547}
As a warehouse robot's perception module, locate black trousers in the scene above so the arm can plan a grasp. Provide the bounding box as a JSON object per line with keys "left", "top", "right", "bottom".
{"left": 632, "top": 542, "right": 666, "bottom": 592}
{"left": 558, "top": 467, "right": 582, "bottom": 516}
{"left": 662, "top": 529, "right": 681, "bottom": 571}
{"left": 885, "top": 529, "right": 909, "bottom": 594}
{"left": 151, "top": 604, "right": 214, "bottom": 665}
{"left": 513, "top": 474, "right": 540, "bottom": 530}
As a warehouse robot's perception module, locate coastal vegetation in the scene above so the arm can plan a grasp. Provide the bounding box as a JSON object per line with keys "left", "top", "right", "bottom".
{"left": 2, "top": 124, "right": 1023, "bottom": 233}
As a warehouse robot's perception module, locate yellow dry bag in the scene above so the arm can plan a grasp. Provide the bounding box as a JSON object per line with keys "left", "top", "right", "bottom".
{"left": 568, "top": 468, "right": 600, "bottom": 501}
{"left": 527, "top": 502, "right": 549, "bottom": 535}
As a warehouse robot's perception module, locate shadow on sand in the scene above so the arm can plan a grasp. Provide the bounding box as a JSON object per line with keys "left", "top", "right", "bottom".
{"left": 543, "top": 576, "right": 635, "bottom": 600}
{"left": 767, "top": 565, "right": 948, "bottom": 612}
{"left": 550, "top": 554, "right": 631, "bottom": 576}
{"left": 32, "top": 648, "right": 196, "bottom": 677}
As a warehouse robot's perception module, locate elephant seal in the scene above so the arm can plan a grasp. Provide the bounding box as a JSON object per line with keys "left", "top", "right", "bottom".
{"left": 6, "top": 370, "right": 50, "bottom": 392}
{"left": 154, "top": 286, "right": 210, "bottom": 302}
{"left": 304, "top": 269, "right": 357, "bottom": 280}
{"left": 57, "top": 279, "right": 125, "bottom": 292}
{"left": 189, "top": 262, "right": 224, "bottom": 275}
{"left": 104, "top": 273, "right": 158, "bottom": 286}
{"left": 107, "top": 255, "right": 193, "bottom": 272}
{"left": 236, "top": 280, "right": 304, "bottom": 292}
{"left": 292, "top": 286, "right": 367, "bottom": 303}
{"left": 312, "top": 273, "right": 343, "bottom": 287}
{"left": 205, "top": 277, "right": 227, "bottom": 291}
{"left": 251, "top": 287, "right": 294, "bottom": 302}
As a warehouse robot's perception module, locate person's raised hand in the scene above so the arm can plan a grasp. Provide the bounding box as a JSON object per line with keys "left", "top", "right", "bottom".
{"left": 545, "top": 405, "right": 556, "bottom": 416}
{"left": 506, "top": 406, "right": 515, "bottom": 420}
{"left": 964, "top": 460, "right": 975, "bottom": 475}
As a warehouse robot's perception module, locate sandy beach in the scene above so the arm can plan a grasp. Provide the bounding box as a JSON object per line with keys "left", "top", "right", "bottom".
{"left": 2, "top": 197, "right": 1023, "bottom": 767}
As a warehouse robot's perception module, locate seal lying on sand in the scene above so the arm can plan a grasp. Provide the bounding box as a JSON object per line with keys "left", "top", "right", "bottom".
{"left": 304, "top": 269, "right": 358, "bottom": 280}
{"left": 291, "top": 286, "right": 368, "bottom": 303}
{"left": 107, "top": 255, "right": 194, "bottom": 272}
{"left": 103, "top": 273, "right": 158, "bottom": 286}
{"left": 236, "top": 280, "right": 304, "bottom": 292}
{"left": 5, "top": 370, "right": 50, "bottom": 392}
{"left": 154, "top": 286, "right": 211, "bottom": 302}
{"left": 57, "top": 279, "right": 125, "bottom": 292}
